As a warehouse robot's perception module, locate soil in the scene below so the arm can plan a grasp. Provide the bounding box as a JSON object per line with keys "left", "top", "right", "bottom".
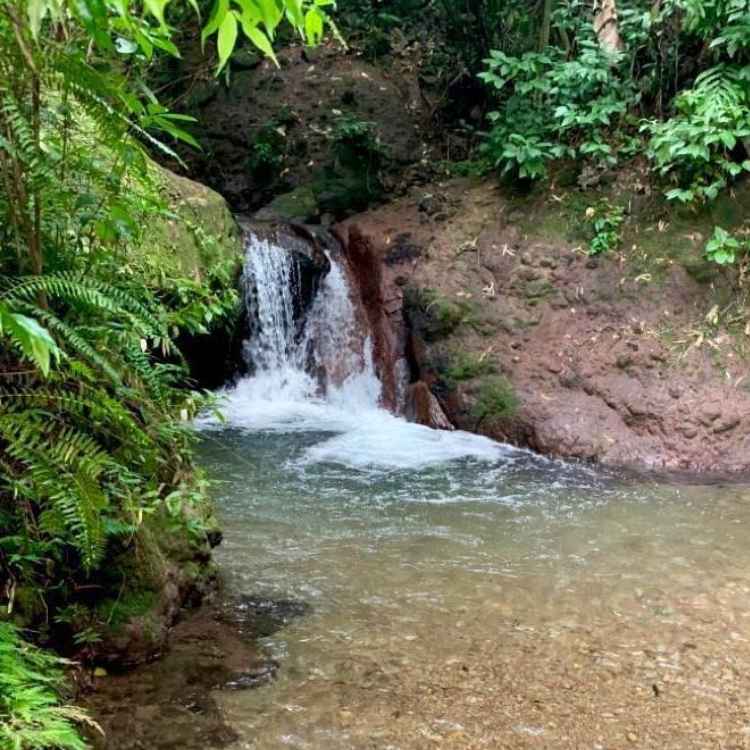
{"left": 168, "top": 40, "right": 435, "bottom": 214}
{"left": 337, "top": 176, "right": 750, "bottom": 473}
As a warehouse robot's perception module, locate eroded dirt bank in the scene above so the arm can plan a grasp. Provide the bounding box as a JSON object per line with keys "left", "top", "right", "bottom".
{"left": 337, "top": 177, "right": 750, "bottom": 472}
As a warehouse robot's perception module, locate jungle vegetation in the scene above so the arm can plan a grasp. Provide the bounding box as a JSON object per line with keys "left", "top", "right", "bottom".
{"left": 1, "top": 0, "right": 749, "bottom": 746}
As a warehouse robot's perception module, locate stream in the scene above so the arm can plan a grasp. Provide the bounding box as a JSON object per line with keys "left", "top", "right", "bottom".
{"left": 193, "top": 234, "right": 750, "bottom": 748}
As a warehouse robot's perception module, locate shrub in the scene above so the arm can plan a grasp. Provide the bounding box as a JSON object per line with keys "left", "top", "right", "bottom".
{"left": 643, "top": 65, "right": 750, "bottom": 205}
{"left": 445, "top": 352, "right": 496, "bottom": 385}
{"left": 471, "top": 376, "right": 519, "bottom": 426}
{"left": 479, "top": 40, "right": 637, "bottom": 181}
{"left": 584, "top": 200, "right": 625, "bottom": 255}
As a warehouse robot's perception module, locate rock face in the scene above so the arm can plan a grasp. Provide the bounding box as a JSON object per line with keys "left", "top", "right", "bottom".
{"left": 83, "top": 595, "right": 308, "bottom": 749}
{"left": 336, "top": 177, "right": 750, "bottom": 473}
{"left": 335, "top": 225, "right": 410, "bottom": 410}
{"left": 171, "top": 43, "right": 429, "bottom": 216}
{"left": 143, "top": 162, "right": 243, "bottom": 278}
{"left": 404, "top": 381, "right": 455, "bottom": 430}
{"left": 143, "top": 163, "right": 246, "bottom": 388}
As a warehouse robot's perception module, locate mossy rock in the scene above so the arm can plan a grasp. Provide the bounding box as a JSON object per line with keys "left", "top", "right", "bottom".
{"left": 254, "top": 185, "right": 319, "bottom": 222}
{"left": 404, "top": 287, "right": 477, "bottom": 343}
{"left": 140, "top": 162, "right": 243, "bottom": 279}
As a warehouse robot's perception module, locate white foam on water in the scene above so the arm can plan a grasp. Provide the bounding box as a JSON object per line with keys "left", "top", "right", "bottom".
{"left": 198, "top": 232, "right": 510, "bottom": 471}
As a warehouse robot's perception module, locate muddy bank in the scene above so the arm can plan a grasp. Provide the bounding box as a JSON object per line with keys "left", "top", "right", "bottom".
{"left": 81, "top": 595, "right": 308, "bottom": 749}
{"left": 336, "top": 177, "right": 750, "bottom": 473}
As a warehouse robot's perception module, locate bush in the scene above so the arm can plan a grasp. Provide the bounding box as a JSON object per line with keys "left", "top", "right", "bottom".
{"left": 584, "top": 200, "right": 625, "bottom": 255}
{"left": 644, "top": 65, "right": 750, "bottom": 205}
{"left": 479, "top": 40, "right": 637, "bottom": 181}
{"left": 471, "top": 376, "right": 519, "bottom": 426}
{"left": 444, "top": 351, "right": 496, "bottom": 385}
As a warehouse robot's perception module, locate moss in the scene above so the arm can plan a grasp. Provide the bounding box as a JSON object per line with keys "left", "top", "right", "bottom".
{"left": 524, "top": 278, "right": 555, "bottom": 300}
{"left": 138, "top": 162, "right": 243, "bottom": 280}
{"left": 404, "top": 287, "right": 478, "bottom": 342}
{"left": 255, "top": 185, "right": 319, "bottom": 222}
{"left": 96, "top": 590, "right": 158, "bottom": 630}
{"left": 444, "top": 351, "right": 497, "bottom": 385}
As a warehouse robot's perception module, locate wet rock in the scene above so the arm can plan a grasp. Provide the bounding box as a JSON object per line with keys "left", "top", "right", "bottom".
{"left": 405, "top": 381, "right": 455, "bottom": 430}
{"left": 254, "top": 186, "right": 319, "bottom": 223}
{"left": 222, "top": 596, "right": 311, "bottom": 638}
{"left": 82, "top": 601, "right": 279, "bottom": 750}
{"left": 337, "top": 224, "right": 407, "bottom": 410}
{"left": 224, "top": 660, "right": 280, "bottom": 689}
{"left": 335, "top": 177, "right": 750, "bottom": 472}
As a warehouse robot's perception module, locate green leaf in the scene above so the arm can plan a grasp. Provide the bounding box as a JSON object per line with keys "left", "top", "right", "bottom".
{"left": 244, "top": 23, "right": 278, "bottom": 65}
{"left": 144, "top": 0, "right": 169, "bottom": 26}
{"left": 202, "top": 0, "right": 229, "bottom": 46}
{"left": 257, "top": 0, "right": 284, "bottom": 36}
{"left": 217, "top": 10, "right": 239, "bottom": 72}
{"left": 304, "top": 8, "right": 324, "bottom": 44}
{"left": 0, "top": 306, "right": 61, "bottom": 377}
{"left": 27, "top": 0, "right": 47, "bottom": 39}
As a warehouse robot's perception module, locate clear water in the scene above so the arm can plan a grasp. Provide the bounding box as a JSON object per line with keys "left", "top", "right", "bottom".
{"left": 194, "top": 234, "right": 750, "bottom": 748}
{"left": 198, "top": 430, "right": 750, "bottom": 748}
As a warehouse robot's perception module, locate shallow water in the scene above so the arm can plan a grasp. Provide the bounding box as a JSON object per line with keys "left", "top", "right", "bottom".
{"left": 198, "top": 422, "right": 750, "bottom": 749}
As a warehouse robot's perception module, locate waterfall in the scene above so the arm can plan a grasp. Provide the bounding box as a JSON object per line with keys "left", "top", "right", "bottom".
{"left": 229, "top": 232, "right": 382, "bottom": 419}
{"left": 241, "top": 236, "right": 300, "bottom": 376}
{"left": 200, "top": 229, "right": 508, "bottom": 470}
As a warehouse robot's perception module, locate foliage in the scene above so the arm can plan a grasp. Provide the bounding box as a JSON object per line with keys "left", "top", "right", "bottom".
{"left": 470, "top": 376, "right": 519, "bottom": 426}
{"left": 405, "top": 288, "right": 477, "bottom": 342}
{"left": 444, "top": 351, "right": 496, "bottom": 385}
{"left": 0, "top": 622, "right": 93, "bottom": 750}
{"left": 704, "top": 225, "right": 750, "bottom": 265}
{"left": 202, "top": 0, "right": 337, "bottom": 72}
{"left": 330, "top": 114, "right": 385, "bottom": 165}
{"left": 585, "top": 200, "right": 625, "bottom": 255}
{"left": 479, "top": 39, "right": 637, "bottom": 180}
{"left": 643, "top": 65, "right": 750, "bottom": 204}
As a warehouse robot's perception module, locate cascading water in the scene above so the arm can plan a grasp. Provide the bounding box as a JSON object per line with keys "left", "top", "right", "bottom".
{"left": 201, "top": 231, "right": 511, "bottom": 469}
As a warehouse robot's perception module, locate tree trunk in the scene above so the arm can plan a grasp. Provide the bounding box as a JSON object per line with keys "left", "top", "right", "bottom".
{"left": 538, "top": 0, "right": 553, "bottom": 51}
{"left": 594, "top": 0, "right": 624, "bottom": 54}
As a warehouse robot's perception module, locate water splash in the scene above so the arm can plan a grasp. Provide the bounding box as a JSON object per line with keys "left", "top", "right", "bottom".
{"left": 199, "top": 231, "right": 512, "bottom": 470}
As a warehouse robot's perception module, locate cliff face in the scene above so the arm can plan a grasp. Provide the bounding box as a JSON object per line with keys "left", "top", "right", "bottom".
{"left": 337, "top": 177, "right": 750, "bottom": 474}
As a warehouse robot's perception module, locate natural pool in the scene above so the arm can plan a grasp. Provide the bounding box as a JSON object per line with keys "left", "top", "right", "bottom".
{"left": 196, "top": 391, "right": 750, "bottom": 749}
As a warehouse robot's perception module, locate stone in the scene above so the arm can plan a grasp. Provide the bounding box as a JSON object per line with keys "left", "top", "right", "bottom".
{"left": 405, "top": 381, "right": 454, "bottom": 430}
{"left": 714, "top": 416, "right": 741, "bottom": 434}
{"left": 254, "top": 185, "right": 319, "bottom": 223}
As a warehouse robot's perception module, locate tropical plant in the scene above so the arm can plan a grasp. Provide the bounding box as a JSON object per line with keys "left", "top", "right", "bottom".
{"left": 0, "top": 0, "right": 332, "bottom": 647}
{"left": 479, "top": 39, "right": 637, "bottom": 179}
{"left": 704, "top": 225, "right": 750, "bottom": 266}
{"left": 644, "top": 65, "right": 750, "bottom": 204}
{"left": 585, "top": 199, "right": 625, "bottom": 255}
{"left": 0, "top": 622, "right": 95, "bottom": 750}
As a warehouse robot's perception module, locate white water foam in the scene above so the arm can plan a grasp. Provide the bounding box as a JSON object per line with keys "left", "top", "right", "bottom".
{"left": 199, "top": 232, "right": 511, "bottom": 470}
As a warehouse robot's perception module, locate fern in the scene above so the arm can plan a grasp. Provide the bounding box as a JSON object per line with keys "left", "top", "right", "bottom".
{"left": 644, "top": 63, "right": 750, "bottom": 204}
{"left": 0, "top": 622, "right": 94, "bottom": 750}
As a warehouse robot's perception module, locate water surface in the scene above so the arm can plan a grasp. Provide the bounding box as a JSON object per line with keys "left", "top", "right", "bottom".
{"left": 198, "top": 424, "right": 750, "bottom": 749}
